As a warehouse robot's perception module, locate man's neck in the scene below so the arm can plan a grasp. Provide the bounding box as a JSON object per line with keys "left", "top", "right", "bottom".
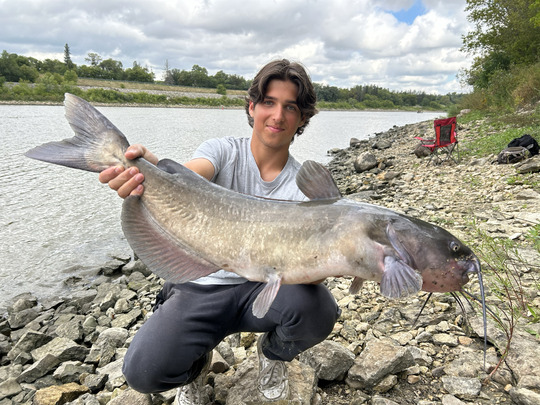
{"left": 250, "top": 141, "right": 290, "bottom": 182}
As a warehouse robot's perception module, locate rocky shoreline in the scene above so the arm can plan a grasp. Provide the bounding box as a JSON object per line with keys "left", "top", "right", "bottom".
{"left": 1, "top": 116, "right": 539, "bottom": 405}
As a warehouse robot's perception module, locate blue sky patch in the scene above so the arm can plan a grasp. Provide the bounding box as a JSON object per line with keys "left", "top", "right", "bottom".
{"left": 390, "top": 0, "right": 427, "bottom": 24}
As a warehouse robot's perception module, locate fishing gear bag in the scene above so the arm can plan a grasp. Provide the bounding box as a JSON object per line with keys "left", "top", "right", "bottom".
{"left": 496, "top": 134, "right": 539, "bottom": 164}
{"left": 507, "top": 134, "right": 539, "bottom": 156}
{"left": 497, "top": 146, "right": 531, "bottom": 164}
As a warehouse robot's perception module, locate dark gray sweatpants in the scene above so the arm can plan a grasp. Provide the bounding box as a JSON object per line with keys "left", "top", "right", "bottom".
{"left": 122, "top": 281, "right": 340, "bottom": 393}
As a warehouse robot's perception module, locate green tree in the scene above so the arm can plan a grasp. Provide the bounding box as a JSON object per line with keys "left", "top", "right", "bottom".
{"left": 85, "top": 52, "right": 102, "bottom": 67}
{"left": 64, "top": 43, "right": 74, "bottom": 70}
{"left": 99, "top": 58, "right": 123, "bottom": 79}
{"left": 190, "top": 64, "right": 210, "bottom": 87}
{"left": 124, "top": 62, "right": 154, "bottom": 82}
{"left": 462, "top": 0, "right": 540, "bottom": 66}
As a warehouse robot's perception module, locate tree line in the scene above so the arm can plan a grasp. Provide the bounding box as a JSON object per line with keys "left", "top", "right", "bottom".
{"left": 458, "top": 0, "right": 540, "bottom": 111}
{"left": 0, "top": 45, "right": 459, "bottom": 110}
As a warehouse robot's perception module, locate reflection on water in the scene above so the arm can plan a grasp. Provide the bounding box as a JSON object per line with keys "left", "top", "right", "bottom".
{"left": 0, "top": 104, "right": 443, "bottom": 310}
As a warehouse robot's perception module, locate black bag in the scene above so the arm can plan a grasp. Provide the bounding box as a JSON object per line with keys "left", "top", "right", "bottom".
{"left": 507, "top": 134, "right": 539, "bottom": 156}
{"left": 497, "top": 146, "right": 530, "bottom": 164}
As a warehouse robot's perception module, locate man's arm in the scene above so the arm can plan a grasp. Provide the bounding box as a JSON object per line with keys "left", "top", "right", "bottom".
{"left": 99, "top": 145, "right": 215, "bottom": 198}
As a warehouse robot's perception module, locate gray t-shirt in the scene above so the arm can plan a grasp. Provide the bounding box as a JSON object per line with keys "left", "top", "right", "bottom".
{"left": 190, "top": 136, "right": 307, "bottom": 285}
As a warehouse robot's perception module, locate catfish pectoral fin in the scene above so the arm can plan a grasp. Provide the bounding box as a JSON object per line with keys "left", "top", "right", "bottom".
{"left": 122, "top": 195, "right": 220, "bottom": 282}
{"left": 380, "top": 256, "right": 423, "bottom": 299}
{"left": 252, "top": 273, "right": 282, "bottom": 318}
{"left": 349, "top": 277, "right": 365, "bottom": 294}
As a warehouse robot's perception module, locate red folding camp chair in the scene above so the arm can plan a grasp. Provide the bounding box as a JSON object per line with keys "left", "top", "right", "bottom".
{"left": 415, "top": 117, "right": 459, "bottom": 165}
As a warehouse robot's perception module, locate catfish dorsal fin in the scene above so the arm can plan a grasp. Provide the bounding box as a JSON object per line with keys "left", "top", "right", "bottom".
{"left": 296, "top": 160, "right": 342, "bottom": 200}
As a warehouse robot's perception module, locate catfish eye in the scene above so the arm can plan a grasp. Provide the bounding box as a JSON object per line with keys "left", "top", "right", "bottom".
{"left": 449, "top": 241, "right": 460, "bottom": 252}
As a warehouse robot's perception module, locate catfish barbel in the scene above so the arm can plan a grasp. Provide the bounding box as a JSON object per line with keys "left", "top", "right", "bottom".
{"left": 25, "top": 93, "right": 482, "bottom": 319}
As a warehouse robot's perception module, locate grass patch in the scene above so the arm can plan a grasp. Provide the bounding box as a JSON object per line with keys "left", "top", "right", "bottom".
{"left": 77, "top": 78, "right": 247, "bottom": 96}
{"left": 459, "top": 106, "right": 540, "bottom": 158}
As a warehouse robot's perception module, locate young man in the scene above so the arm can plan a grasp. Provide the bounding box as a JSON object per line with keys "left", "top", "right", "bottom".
{"left": 99, "top": 59, "right": 340, "bottom": 404}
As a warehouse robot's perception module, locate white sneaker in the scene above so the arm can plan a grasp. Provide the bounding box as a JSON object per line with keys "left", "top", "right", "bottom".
{"left": 257, "top": 334, "right": 289, "bottom": 401}
{"left": 174, "top": 352, "right": 213, "bottom": 405}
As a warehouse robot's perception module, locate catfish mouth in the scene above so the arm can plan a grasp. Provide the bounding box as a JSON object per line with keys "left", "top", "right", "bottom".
{"left": 458, "top": 254, "right": 482, "bottom": 287}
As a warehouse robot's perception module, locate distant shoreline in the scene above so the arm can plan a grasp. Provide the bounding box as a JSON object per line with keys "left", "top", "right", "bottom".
{"left": 0, "top": 100, "right": 440, "bottom": 114}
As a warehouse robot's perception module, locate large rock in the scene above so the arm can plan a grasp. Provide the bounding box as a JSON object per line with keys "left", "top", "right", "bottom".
{"left": 214, "top": 356, "right": 317, "bottom": 404}
{"left": 31, "top": 337, "right": 89, "bottom": 363}
{"left": 33, "top": 382, "right": 90, "bottom": 405}
{"left": 346, "top": 338, "right": 415, "bottom": 389}
{"left": 354, "top": 151, "right": 378, "bottom": 173}
{"left": 299, "top": 340, "right": 355, "bottom": 381}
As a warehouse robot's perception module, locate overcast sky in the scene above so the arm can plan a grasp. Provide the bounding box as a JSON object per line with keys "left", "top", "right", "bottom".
{"left": 0, "top": 0, "right": 474, "bottom": 94}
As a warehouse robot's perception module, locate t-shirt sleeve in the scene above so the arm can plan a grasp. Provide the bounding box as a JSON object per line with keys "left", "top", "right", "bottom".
{"left": 191, "top": 137, "right": 233, "bottom": 182}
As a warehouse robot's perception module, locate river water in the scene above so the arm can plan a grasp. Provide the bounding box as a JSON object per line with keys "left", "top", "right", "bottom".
{"left": 0, "top": 104, "right": 442, "bottom": 310}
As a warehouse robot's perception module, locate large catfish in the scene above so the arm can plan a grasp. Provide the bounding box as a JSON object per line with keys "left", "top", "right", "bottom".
{"left": 26, "top": 94, "right": 482, "bottom": 318}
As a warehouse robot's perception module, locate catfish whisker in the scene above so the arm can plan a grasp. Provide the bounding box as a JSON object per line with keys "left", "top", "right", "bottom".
{"left": 412, "top": 292, "right": 433, "bottom": 327}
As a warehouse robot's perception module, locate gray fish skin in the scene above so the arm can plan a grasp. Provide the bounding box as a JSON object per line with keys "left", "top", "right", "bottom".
{"left": 25, "top": 94, "right": 481, "bottom": 318}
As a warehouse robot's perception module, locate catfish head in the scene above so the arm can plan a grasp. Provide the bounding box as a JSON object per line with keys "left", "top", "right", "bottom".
{"left": 386, "top": 216, "right": 481, "bottom": 294}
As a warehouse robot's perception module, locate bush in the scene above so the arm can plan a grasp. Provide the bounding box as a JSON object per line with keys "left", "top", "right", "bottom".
{"left": 216, "top": 84, "right": 227, "bottom": 95}
{"left": 64, "top": 70, "right": 78, "bottom": 84}
{"left": 512, "top": 63, "right": 540, "bottom": 107}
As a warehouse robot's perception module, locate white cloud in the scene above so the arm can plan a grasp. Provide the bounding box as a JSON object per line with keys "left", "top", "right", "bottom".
{"left": 0, "top": 0, "right": 474, "bottom": 94}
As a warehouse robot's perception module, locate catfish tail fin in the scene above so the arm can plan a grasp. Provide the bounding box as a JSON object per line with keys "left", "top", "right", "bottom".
{"left": 25, "top": 93, "right": 130, "bottom": 173}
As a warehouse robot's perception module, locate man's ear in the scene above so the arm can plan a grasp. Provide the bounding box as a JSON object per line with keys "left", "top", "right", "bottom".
{"left": 249, "top": 100, "right": 255, "bottom": 117}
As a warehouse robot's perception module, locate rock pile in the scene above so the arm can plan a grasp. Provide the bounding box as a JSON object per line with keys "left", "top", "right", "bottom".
{"left": 1, "top": 117, "right": 539, "bottom": 405}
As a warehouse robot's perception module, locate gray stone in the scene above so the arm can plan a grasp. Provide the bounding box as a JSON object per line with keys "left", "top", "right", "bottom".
{"left": 407, "top": 346, "right": 433, "bottom": 366}
{"left": 17, "top": 353, "right": 60, "bottom": 383}
{"left": 346, "top": 338, "right": 415, "bottom": 389}
{"left": 516, "top": 156, "right": 540, "bottom": 174}
{"left": 7, "top": 307, "right": 40, "bottom": 329}
{"left": 110, "top": 308, "right": 141, "bottom": 328}
{"left": 7, "top": 330, "right": 52, "bottom": 361}
{"left": 354, "top": 152, "right": 378, "bottom": 173}
{"left": 31, "top": 337, "right": 89, "bottom": 362}
{"left": 299, "top": 340, "right": 355, "bottom": 381}
{"left": 372, "top": 139, "right": 392, "bottom": 150}
{"left": 509, "top": 387, "right": 540, "bottom": 405}
{"left": 54, "top": 316, "right": 84, "bottom": 342}
{"left": 68, "top": 289, "right": 98, "bottom": 309}
{"left": 99, "top": 259, "right": 126, "bottom": 276}
{"left": 96, "top": 358, "right": 125, "bottom": 390}
{"left": 53, "top": 360, "right": 94, "bottom": 383}
{"left": 371, "top": 396, "right": 400, "bottom": 405}
{"left": 432, "top": 333, "right": 458, "bottom": 347}
{"left": 64, "top": 392, "right": 101, "bottom": 405}
{"left": 107, "top": 388, "right": 152, "bottom": 405}
{"left": 441, "top": 376, "right": 481, "bottom": 398}
{"left": 83, "top": 373, "right": 108, "bottom": 393}
{"left": 9, "top": 294, "right": 37, "bottom": 313}
{"left": 0, "top": 378, "right": 22, "bottom": 401}
{"left": 122, "top": 259, "right": 152, "bottom": 277}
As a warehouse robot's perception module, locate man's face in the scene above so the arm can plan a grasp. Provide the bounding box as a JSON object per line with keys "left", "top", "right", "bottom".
{"left": 249, "top": 79, "right": 305, "bottom": 152}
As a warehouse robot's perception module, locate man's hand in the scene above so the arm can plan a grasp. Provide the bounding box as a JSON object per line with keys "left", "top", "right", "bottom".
{"left": 98, "top": 144, "right": 158, "bottom": 198}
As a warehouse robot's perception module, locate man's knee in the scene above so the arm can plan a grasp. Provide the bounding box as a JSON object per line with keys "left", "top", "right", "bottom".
{"left": 122, "top": 348, "right": 190, "bottom": 394}
{"left": 122, "top": 360, "right": 161, "bottom": 394}
{"left": 279, "top": 284, "right": 339, "bottom": 338}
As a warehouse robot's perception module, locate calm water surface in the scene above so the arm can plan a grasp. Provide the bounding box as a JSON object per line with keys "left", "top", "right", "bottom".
{"left": 0, "top": 104, "right": 442, "bottom": 310}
